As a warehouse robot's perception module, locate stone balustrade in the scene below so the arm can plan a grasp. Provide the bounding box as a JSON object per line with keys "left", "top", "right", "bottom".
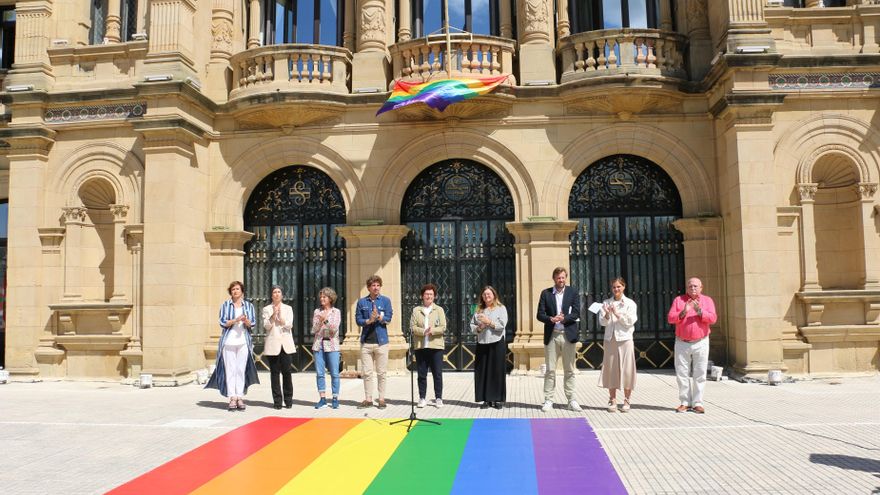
{"left": 559, "top": 28, "right": 687, "bottom": 83}
{"left": 391, "top": 34, "right": 516, "bottom": 85}
{"left": 765, "top": 3, "right": 880, "bottom": 54}
{"left": 229, "top": 44, "right": 352, "bottom": 99}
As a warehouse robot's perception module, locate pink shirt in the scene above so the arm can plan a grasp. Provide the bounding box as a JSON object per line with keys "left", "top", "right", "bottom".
{"left": 312, "top": 308, "right": 341, "bottom": 352}
{"left": 667, "top": 294, "right": 717, "bottom": 341}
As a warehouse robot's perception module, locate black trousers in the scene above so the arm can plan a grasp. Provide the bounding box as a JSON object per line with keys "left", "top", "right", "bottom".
{"left": 415, "top": 348, "right": 444, "bottom": 399}
{"left": 474, "top": 339, "right": 507, "bottom": 403}
{"left": 265, "top": 349, "right": 293, "bottom": 407}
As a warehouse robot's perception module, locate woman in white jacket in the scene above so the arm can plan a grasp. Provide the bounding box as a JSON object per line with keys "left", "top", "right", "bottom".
{"left": 262, "top": 285, "right": 295, "bottom": 410}
{"left": 598, "top": 277, "right": 638, "bottom": 412}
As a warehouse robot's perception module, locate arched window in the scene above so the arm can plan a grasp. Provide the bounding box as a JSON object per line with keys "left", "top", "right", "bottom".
{"left": 261, "top": 0, "right": 344, "bottom": 45}
{"left": 412, "top": 0, "right": 504, "bottom": 38}
{"left": 570, "top": 0, "right": 661, "bottom": 34}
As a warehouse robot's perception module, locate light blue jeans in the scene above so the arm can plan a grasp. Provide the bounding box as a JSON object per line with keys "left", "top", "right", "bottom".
{"left": 315, "top": 349, "right": 341, "bottom": 396}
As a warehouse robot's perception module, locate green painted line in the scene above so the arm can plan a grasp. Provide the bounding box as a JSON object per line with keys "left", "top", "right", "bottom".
{"left": 364, "top": 419, "right": 474, "bottom": 495}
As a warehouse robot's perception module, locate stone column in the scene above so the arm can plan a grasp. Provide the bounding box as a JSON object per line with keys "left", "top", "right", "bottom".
{"left": 120, "top": 224, "right": 144, "bottom": 380}
{"left": 397, "top": 0, "right": 411, "bottom": 42}
{"left": 352, "top": 0, "right": 391, "bottom": 90}
{"left": 105, "top": 0, "right": 123, "bottom": 43}
{"left": 717, "top": 108, "right": 786, "bottom": 377}
{"left": 672, "top": 217, "right": 727, "bottom": 364}
{"left": 207, "top": 0, "right": 235, "bottom": 101}
{"left": 344, "top": 0, "right": 356, "bottom": 51}
{"left": 2, "top": 131, "right": 56, "bottom": 378}
{"left": 797, "top": 184, "right": 821, "bottom": 291}
{"left": 247, "top": 0, "right": 261, "bottom": 48}
{"left": 858, "top": 183, "right": 880, "bottom": 289}
{"left": 518, "top": 0, "right": 556, "bottom": 84}
{"left": 500, "top": 0, "right": 513, "bottom": 38}
{"left": 708, "top": 0, "right": 774, "bottom": 54}
{"left": 335, "top": 225, "right": 410, "bottom": 374}
{"left": 7, "top": 0, "right": 54, "bottom": 91}
{"left": 109, "top": 205, "right": 130, "bottom": 301}
{"left": 61, "top": 206, "right": 87, "bottom": 301}
{"left": 134, "top": 120, "right": 210, "bottom": 386}
{"left": 556, "top": 0, "right": 570, "bottom": 39}
{"left": 204, "top": 231, "right": 255, "bottom": 363}
{"left": 505, "top": 220, "right": 578, "bottom": 374}
{"left": 685, "top": 0, "right": 713, "bottom": 80}
{"left": 805, "top": 0, "right": 821, "bottom": 7}
{"left": 144, "top": 0, "right": 198, "bottom": 78}
{"left": 660, "top": 0, "right": 673, "bottom": 31}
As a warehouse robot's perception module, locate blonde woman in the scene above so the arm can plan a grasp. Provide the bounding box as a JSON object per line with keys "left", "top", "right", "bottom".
{"left": 312, "top": 287, "right": 342, "bottom": 409}
{"left": 599, "top": 277, "right": 638, "bottom": 412}
{"left": 470, "top": 286, "right": 508, "bottom": 410}
{"left": 409, "top": 283, "right": 447, "bottom": 408}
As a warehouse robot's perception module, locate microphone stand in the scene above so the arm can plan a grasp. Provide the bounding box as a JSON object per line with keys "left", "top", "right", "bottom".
{"left": 391, "top": 326, "right": 440, "bottom": 433}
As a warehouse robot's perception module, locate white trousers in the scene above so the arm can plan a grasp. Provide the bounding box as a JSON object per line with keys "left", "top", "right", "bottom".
{"left": 674, "top": 337, "right": 709, "bottom": 407}
{"left": 223, "top": 344, "right": 249, "bottom": 398}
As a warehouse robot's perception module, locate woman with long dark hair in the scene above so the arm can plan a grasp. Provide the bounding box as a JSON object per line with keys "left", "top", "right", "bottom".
{"left": 470, "top": 285, "right": 508, "bottom": 410}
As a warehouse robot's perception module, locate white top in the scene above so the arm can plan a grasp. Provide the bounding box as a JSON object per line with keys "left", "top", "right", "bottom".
{"left": 421, "top": 305, "right": 432, "bottom": 348}
{"left": 469, "top": 305, "right": 508, "bottom": 345}
{"left": 553, "top": 287, "right": 565, "bottom": 331}
{"left": 599, "top": 295, "right": 638, "bottom": 342}
{"left": 224, "top": 305, "right": 247, "bottom": 346}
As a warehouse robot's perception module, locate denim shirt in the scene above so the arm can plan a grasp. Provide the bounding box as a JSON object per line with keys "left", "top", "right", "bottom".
{"left": 355, "top": 294, "right": 393, "bottom": 345}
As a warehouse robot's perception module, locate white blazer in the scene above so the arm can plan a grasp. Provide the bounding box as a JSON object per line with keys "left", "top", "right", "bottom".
{"left": 599, "top": 295, "right": 638, "bottom": 342}
{"left": 262, "top": 303, "right": 295, "bottom": 355}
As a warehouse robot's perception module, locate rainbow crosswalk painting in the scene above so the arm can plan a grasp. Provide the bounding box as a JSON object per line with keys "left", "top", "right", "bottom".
{"left": 108, "top": 417, "right": 627, "bottom": 494}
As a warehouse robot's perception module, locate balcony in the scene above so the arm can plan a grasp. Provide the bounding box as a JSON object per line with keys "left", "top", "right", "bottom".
{"left": 391, "top": 34, "right": 517, "bottom": 85}
{"left": 229, "top": 44, "right": 352, "bottom": 100}
{"left": 765, "top": 3, "right": 880, "bottom": 55}
{"left": 559, "top": 28, "right": 687, "bottom": 84}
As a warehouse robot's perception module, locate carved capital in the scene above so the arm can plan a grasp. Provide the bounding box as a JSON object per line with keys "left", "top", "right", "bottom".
{"left": 62, "top": 206, "right": 87, "bottom": 224}
{"left": 857, "top": 182, "right": 878, "bottom": 200}
{"left": 359, "top": 1, "right": 386, "bottom": 51}
{"left": 798, "top": 183, "right": 818, "bottom": 203}
{"left": 211, "top": 20, "right": 234, "bottom": 57}
{"left": 110, "top": 204, "right": 130, "bottom": 222}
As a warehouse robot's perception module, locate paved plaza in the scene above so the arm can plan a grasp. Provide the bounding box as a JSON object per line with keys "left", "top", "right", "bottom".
{"left": 1, "top": 370, "right": 878, "bottom": 494}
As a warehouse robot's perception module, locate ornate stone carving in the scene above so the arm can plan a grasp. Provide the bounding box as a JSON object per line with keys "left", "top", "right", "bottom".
{"left": 110, "top": 204, "right": 130, "bottom": 221}
{"left": 211, "top": 20, "right": 234, "bottom": 55}
{"left": 564, "top": 91, "right": 684, "bottom": 116}
{"left": 234, "top": 104, "right": 345, "bottom": 129}
{"left": 62, "top": 206, "right": 88, "bottom": 224}
{"left": 360, "top": 6, "right": 386, "bottom": 44}
{"left": 857, "top": 182, "right": 878, "bottom": 199}
{"left": 798, "top": 184, "right": 818, "bottom": 202}
{"left": 390, "top": 95, "right": 512, "bottom": 122}
{"left": 524, "top": 0, "right": 549, "bottom": 34}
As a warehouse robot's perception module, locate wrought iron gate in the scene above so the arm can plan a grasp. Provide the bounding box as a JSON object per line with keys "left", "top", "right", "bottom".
{"left": 400, "top": 159, "right": 516, "bottom": 371}
{"left": 569, "top": 155, "right": 684, "bottom": 369}
{"left": 244, "top": 166, "right": 346, "bottom": 372}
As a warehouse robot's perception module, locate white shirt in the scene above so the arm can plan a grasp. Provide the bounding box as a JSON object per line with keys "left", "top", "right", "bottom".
{"left": 553, "top": 287, "right": 565, "bottom": 331}
{"left": 421, "top": 305, "right": 432, "bottom": 347}
{"left": 599, "top": 295, "right": 638, "bottom": 342}
{"left": 224, "top": 306, "right": 247, "bottom": 346}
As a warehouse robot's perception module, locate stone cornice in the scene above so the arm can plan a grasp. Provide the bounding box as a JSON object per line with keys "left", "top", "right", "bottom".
{"left": 204, "top": 230, "right": 254, "bottom": 255}
{"left": 0, "top": 126, "right": 56, "bottom": 157}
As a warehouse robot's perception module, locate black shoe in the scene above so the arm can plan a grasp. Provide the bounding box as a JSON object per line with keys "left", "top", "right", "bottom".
{"left": 479, "top": 402, "right": 490, "bottom": 409}
{"left": 284, "top": 403, "right": 292, "bottom": 409}
{"left": 493, "top": 402, "right": 503, "bottom": 410}
{"left": 273, "top": 404, "right": 282, "bottom": 410}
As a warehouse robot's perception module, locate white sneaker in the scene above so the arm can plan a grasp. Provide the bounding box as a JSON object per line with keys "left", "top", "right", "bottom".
{"left": 541, "top": 400, "right": 554, "bottom": 412}
{"left": 417, "top": 398, "right": 427, "bottom": 408}
{"left": 568, "top": 400, "right": 582, "bottom": 412}
{"left": 434, "top": 398, "right": 443, "bottom": 408}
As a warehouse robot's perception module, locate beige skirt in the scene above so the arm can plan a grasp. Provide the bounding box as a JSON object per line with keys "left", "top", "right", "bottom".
{"left": 598, "top": 337, "right": 637, "bottom": 391}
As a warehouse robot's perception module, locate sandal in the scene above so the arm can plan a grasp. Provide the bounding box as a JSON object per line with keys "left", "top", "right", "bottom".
{"left": 607, "top": 399, "right": 617, "bottom": 413}
{"left": 228, "top": 398, "right": 237, "bottom": 411}
{"left": 621, "top": 399, "right": 631, "bottom": 413}
{"left": 237, "top": 398, "right": 246, "bottom": 411}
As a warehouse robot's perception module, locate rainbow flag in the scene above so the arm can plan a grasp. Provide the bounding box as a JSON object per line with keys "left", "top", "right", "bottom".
{"left": 376, "top": 75, "right": 509, "bottom": 115}
{"left": 108, "top": 417, "right": 627, "bottom": 494}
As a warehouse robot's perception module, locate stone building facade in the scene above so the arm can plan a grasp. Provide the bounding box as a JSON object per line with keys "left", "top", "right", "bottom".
{"left": 0, "top": 0, "right": 878, "bottom": 384}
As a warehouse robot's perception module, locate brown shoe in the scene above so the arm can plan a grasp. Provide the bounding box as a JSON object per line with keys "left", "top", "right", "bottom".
{"left": 675, "top": 405, "right": 689, "bottom": 413}
{"left": 692, "top": 405, "right": 705, "bottom": 414}
{"left": 357, "top": 400, "right": 372, "bottom": 409}
{"left": 377, "top": 399, "right": 387, "bottom": 409}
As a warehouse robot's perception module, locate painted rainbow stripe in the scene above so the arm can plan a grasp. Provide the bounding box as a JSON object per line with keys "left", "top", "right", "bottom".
{"left": 376, "top": 76, "right": 509, "bottom": 115}
{"left": 108, "top": 417, "right": 626, "bottom": 494}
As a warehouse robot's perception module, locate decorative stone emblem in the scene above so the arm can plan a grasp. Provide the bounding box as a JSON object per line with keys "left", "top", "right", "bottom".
{"left": 524, "top": 0, "right": 549, "bottom": 34}
{"left": 211, "top": 21, "right": 233, "bottom": 54}
{"left": 361, "top": 7, "right": 386, "bottom": 43}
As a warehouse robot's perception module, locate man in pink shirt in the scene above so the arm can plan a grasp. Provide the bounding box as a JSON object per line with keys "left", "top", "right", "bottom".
{"left": 667, "top": 277, "right": 717, "bottom": 414}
